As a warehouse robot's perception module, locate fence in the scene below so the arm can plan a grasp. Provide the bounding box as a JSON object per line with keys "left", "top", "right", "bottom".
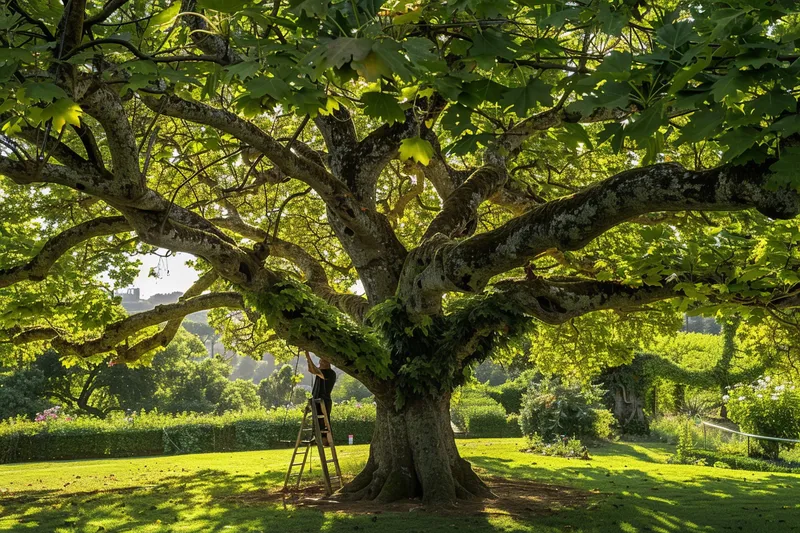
{"left": 698, "top": 419, "right": 800, "bottom": 458}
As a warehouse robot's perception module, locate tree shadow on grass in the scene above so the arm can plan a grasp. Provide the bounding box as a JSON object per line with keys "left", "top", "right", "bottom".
{"left": 3, "top": 450, "right": 800, "bottom": 533}
{"left": 466, "top": 454, "right": 800, "bottom": 532}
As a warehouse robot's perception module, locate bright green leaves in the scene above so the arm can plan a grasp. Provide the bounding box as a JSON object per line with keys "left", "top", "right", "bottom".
{"left": 398, "top": 137, "right": 434, "bottom": 166}
{"left": 360, "top": 91, "right": 405, "bottom": 124}
{"left": 31, "top": 99, "right": 83, "bottom": 133}
{"left": 500, "top": 78, "right": 553, "bottom": 116}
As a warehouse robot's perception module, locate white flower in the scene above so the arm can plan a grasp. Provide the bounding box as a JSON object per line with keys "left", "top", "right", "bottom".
{"left": 722, "top": 395, "right": 730, "bottom": 401}
{"left": 757, "top": 394, "right": 763, "bottom": 398}
{"left": 738, "top": 396, "right": 746, "bottom": 401}
{"left": 775, "top": 385, "right": 785, "bottom": 392}
{"left": 765, "top": 376, "right": 771, "bottom": 383}
{"left": 771, "top": 395, "right": 779, "bottom": 400}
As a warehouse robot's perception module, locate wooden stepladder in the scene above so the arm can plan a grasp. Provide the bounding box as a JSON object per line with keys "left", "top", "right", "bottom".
{"left": 283, "top": 398, "right": 343, "bottom": 495}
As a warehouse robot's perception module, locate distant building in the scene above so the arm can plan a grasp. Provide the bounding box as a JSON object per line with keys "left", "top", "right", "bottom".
{"left": 115, "top": 288, "right": 140, "bottom": 302}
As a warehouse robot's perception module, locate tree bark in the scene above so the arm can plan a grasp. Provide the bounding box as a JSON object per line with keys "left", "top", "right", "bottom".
{"left": 338, "top": 393, "right": 493, "bottom": 506}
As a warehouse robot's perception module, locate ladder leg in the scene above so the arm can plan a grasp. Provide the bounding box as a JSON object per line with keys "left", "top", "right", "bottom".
{"left": 320, "top": 402, "right": 342, "bottom": 492}
{"left": 312, "top": 399, "right": 333, "bottom": 495}
{"left": 283, "top": 402, "right": 312, "bottom": 491}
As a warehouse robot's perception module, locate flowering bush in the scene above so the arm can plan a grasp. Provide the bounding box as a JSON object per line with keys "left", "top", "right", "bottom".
{"left": 724, "top": 377, "right": 800, "bottom": 459}
{"left": 34, "top": 406, "right": 73, "bottom": 422}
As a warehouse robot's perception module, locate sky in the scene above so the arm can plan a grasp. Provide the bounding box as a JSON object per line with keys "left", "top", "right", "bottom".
{"left": 124, "top": 250, "right": 365, "bottom": 300}
{"left": 126, "top": 251, "right": 199, "bottom": 299}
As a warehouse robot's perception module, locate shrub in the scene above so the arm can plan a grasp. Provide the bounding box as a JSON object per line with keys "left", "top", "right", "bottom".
{"left": 0, "top": 402, "right": 377, "bottom": 463}
{"left": 523, "top": 434, "right": 588, "bottom": 458}
{"left": 486, "top": 377, "right": 528, "bottom": 414}
{"left": 724, "top": 377, "right": 800, "bottom": 459}
{"left": 519, "top": 378, "right": 612, "bottom": 441}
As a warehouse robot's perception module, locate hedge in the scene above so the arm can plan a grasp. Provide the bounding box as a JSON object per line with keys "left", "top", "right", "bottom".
{"left": 0, "top": 402, "right": 376, "bottom": 464}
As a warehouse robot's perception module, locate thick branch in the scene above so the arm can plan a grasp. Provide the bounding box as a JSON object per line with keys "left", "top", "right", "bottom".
{"left": 52, "top": 292, "right": 245, "bottom": 359}
{"left": 488, "top": 278, "right": 676, "bottom": 325}
{"left": 419, "top": 161, "right": 800, "bottom": 297}
{"left": 0, "top": 216, "right": 130, "bottom": 288}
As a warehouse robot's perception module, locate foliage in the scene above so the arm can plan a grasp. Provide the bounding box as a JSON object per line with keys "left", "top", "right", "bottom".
{"left": 246, "top": 283, "right": 391, "bottom": 378}
{"left": 216, "top": 379, "right": 261, "bottom": 414}
{"left": 519, "top": 378, "right": 613, "bottom": 441}
{"left": 0, "top": 366, "right": 49, "bottom": 420}
{"left": 0, "top": 403, "right": 377, "bottom": 464}
{"left": 485, "top": 370, "right": 536, "bottom": 414}
{"left": 724, "top": 377, "right": 800, "bottom": 459}
{"left": 523, "top": 434, "right": 589, "bottom": 459}
{"left": 257, "top": 364, "right": 306, "bottom": 407}
{"left": 675, "top": 421, "right": 696, "bottom": 463}
{"left": 330, "top": 372, "right": 372, "bottom": 403}
{"left": 676, "top": 449, "right": 800, "bottom": 474}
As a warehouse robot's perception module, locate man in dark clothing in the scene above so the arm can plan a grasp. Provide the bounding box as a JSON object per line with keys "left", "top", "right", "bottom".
{"left": 305, "top": 351, "right": 336, "bottom": 445}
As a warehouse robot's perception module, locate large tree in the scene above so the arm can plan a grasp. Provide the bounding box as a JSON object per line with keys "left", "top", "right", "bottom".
{"left": 2, "top": 0, "right": 800, "bottom": 505}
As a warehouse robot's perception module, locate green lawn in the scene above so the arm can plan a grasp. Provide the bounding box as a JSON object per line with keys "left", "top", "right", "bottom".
{"left": 1, "top": 439, "right": 798, "bottom": 532}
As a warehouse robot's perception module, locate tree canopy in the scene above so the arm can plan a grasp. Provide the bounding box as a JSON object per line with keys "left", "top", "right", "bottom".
{"left": 2, "top": 0, "right": 800, "bottom": 505}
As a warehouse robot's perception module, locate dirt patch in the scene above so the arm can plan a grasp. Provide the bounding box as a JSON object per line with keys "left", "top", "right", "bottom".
{"left": 227, "top": 476, "right": 597, "bottom": 517}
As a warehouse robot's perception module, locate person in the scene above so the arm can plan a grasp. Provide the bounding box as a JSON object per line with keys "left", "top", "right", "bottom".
{"left": 305, "top": 351, "right": 336, "bottom": 445}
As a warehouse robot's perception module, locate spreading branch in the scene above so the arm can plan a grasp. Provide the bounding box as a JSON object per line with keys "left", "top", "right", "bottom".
{"left": 0, "top": 216, "right": 131, "bottom": 288}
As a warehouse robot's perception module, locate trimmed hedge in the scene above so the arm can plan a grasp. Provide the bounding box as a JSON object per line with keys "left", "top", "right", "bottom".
{"left": 686, "top": 450, "right": 800, "bottom": 474}
{"left": 0, "top": 403, "right": 376, "bottom": 464}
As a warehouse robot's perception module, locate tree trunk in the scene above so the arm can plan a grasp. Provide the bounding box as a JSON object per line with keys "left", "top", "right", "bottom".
{"left": 338, "top": 394, "right": 493, "bottom": 506}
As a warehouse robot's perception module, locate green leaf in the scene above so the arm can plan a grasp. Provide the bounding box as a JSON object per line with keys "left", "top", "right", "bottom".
{"left": 711, "top": 71, "right": 751, "bottom": 102}
{"left": 768, "top": 147, "right": 800, "bottom": 190}
{"left": 656, "top": 21, "right": 697, "bottom": 50}
{"left": 500, "top": 78, "right": 553, "bottom": 116}
{"left": 226, "top": 61, "right": 261, "bottom": 81}
{"left": 289, "top": 0, "right": 328, "bottom": 18}
{"left": 371, "top": 40, "right": 414, "bottom": 82}
{"left": 594, "top": 80, "right": 631, "bottom": 109}
{"left": 710, "top": 9, "right": 744, "bottom": 39}
{"left": 244, "top": 76, "right": 291, "bottom": 101}
{"left": 559, "top": 123, "right": 594, "bottom": 150}
{"left": 0, "top": 48, "right": 34, "bottom": 64}
{"left": 624, "top": 104, "right": 663, "bottom": 143}
{"left": 197, "top": 0, "right": 249, "bottom": 12}
{"left": 676, "top": 108, "right": 725, "bottom": 144}
{"left": 769, "top": 115, "right": 800, "bottom": 137}
{"left": 398, "top": 137, "right": 434, "bottom": 166}
{"left": 360, "top": 92, "right": 405, "bottom": 124}
{"left": 719, "top": 127, "right": 764, "bottom": 163}
{"left": 669, "top": 53, "right": 712, "bottom": 95}
{"left": 594, "top": 51, "right": 632, "bottom": 81}
{"left": 469, "top": 29, "right": 517, "bottom": 60}
{"left": 324, "top": 38, "right": 373, "bottom": 69}
{"left": 37, "top": 98, "right": 83, "bottom": 132}
{"left": 441, "top": 104, "right": 475, "bottom": 136}
{"left": 150, "top": 3, "right": 180, "bottom": 26}
{"left": 18, "top": 82, "right": 67, "bottom": 103}
{"left": 748, "top": 91, "right": 796, "bottom": 117}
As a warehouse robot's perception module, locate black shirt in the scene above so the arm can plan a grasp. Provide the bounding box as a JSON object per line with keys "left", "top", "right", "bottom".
{"left": 312, "top": 368, "right": 337, "bottom": 400}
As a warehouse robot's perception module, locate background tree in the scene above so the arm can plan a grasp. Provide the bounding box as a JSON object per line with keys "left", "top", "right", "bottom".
{"left": 2, "top": 0, "right": 800, "bottom": 505}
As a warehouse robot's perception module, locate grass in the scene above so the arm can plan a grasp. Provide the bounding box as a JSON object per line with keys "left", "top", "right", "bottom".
{"left": 1, "top": 439, "right": 799, "bottom": 532}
